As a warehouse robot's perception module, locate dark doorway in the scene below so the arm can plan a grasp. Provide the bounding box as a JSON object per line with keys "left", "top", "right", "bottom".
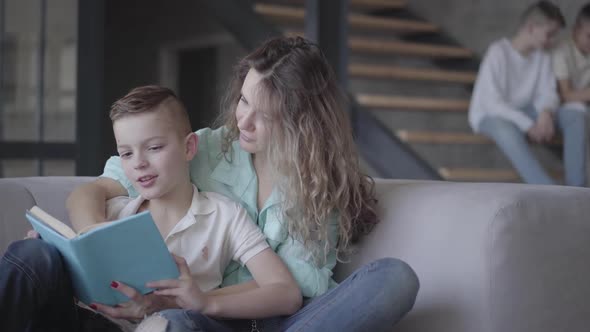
{"left": 178, "top": 47, "right": 219, "bottom": 131}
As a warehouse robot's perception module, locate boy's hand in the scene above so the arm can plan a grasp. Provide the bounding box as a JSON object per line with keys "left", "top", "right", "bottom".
{"left": 89, "top": 281, "right": 176, "bottom": 320}
{"left": 23, "top": 230, "right": 40, "bottom": 239}
{"left": 527, "top": 125, "right": 544, "bottom": 143}
{"left": 147, "top": 254, "right": 208, "bottom": 312}
{"left": 528, "top": 111, "right": 554, "bottom": 143}
{"left": 536, "top": 111, "right": 555, "bottom": 142}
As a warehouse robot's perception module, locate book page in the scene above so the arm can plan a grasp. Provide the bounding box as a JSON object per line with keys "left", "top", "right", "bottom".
{"left": 29, "top": 206, "right": 77, "bottom": 239}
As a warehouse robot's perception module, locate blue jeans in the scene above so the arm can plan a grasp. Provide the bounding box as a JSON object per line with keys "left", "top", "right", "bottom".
{"left": 3, "top": 240, "right": 419, "bottom": 332}
{"left": 479, "top": 105, "right": 588, "bottom": 186}
{"left": 0, "top": 239, "right": 121, "bottom": 332}
{"left": 157, "top": 258, "right": 419, "bottom": 332}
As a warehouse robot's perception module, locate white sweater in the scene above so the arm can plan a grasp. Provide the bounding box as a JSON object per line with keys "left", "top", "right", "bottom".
{"left": 468, "top": 38, "right": 560, "bottom": 132}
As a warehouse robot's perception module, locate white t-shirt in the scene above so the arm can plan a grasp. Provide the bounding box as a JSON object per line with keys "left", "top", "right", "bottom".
{"left": 469, "top": 38, "right": 560, "bottom": 132}
{"left": 86, "top": 186, "right": 269, "bottom": 331}
{"left": 553, "top": 37, "right": 590, "bottom": 89}
{"left": 106, "top": 185, "right": 270, "bottom": 292}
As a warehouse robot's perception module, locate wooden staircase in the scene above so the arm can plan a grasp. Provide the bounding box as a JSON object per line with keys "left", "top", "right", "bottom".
{"left": 254, "top": 1, "right": 563, "bottom": 183}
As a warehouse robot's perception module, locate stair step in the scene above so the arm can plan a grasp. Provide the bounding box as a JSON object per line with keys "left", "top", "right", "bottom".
{"left": 350, "top": 63, "right": 476, "bottom": 83}
{"left": 349, "top": 13, "right": 436, "bottom": 32}
{"left": 254, "top": 3, "right": 437, "bottom": 33}
{"left": 396, "top": 130, "right": 563, "bottom": 146}
{"left": 285, "top": 30, "right": 472, "bottom": 58}
{"left": 349, "top": 37, "right": 473, "bottom": 58}
{"left": 439, "top": 167, "right": 563, "bottom": 182}
{"left": 255, "top": 3, "right": 303, "bottom": 21}
{"left": 397, "top": 130, "right": 489, "bottom": 144}
{"left": 351, "top": 0, "right": 407, "bottom": 9}
{"left": 357, "top": 94, "right": 470, "bottom": 112}
{"left": 278, "top": 0, "right": 407, "bottom": 10}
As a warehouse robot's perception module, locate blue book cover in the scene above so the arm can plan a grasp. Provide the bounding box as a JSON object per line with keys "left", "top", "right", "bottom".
{"left": 26, "top": 207, "right": 179, "bottom": 306}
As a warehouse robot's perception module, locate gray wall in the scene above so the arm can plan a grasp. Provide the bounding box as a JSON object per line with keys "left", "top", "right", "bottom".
{"left": 101, "top": 0, "right": 244, "bottom": 158}
{"left": 408, "top": 0, "right": 587, "bottom": 55}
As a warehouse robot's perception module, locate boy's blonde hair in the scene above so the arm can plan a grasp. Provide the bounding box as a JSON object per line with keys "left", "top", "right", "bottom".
{"left": 520, "top": 1, "right": 565, "bottom": 28}
{"left": 110, "top": 85, "right": 192, "bottom": 137}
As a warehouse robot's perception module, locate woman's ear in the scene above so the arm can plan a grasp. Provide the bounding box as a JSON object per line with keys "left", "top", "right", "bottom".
{"left": 184, "top": 133, "right": 198, "bottom": 161}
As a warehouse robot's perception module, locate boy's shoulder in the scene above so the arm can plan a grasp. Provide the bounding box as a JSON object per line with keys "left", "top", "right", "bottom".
{"left": 195, "top": 190, "right": 242, "bottom": 214}
{"left": 552, "top": 37, "right": 575, "bottom": 56}
{"left": 482, "top": 38, "right": 512, "bottom": 61}
{"left": 486, "top": 38, "right": 509, "bottom": 53}
{"left": 199, "top": 190, "right": 236, "bottom": 204}
{"left": 192, "top": 191, "right": 254, "bottom": 229}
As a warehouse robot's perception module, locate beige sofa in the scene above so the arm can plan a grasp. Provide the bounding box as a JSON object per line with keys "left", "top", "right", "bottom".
{"left": 2, "top": 176, "right": 590, "bottom": 332}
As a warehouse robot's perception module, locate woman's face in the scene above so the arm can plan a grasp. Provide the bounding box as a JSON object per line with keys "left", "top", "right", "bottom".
{"left": 235, "top": 68, "right": 271, "bottom": 155}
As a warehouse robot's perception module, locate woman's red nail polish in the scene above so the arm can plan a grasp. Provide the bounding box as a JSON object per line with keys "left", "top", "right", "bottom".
{"left": 89, "top": 304, "right": 97, "bottom": 310}
{"left": 111, "top": 281, "right": 119, "bottom": 288}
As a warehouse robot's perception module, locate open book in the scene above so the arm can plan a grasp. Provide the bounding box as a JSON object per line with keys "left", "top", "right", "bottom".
{"left": 26, "top": 206, "right": 179, "bottom": 306}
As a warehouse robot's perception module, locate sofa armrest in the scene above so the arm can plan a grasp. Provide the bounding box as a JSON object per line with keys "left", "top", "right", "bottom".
{"left": 335, "top": 180, "right": 590, "bottom": 332}
{"left": 0, "top": 180, "right": 36, "bottom": 252}
{"left": 0, "top": 176, "right": 94, "bottom": 252}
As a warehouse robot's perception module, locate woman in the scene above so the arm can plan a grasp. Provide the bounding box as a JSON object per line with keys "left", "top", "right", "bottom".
{"left": 68, "top": 36, "right": 419, "bottom": 331}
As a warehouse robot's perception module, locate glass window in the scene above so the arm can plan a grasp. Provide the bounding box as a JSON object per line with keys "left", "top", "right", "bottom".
{"left": 43, "top": 0, "right": 77, "bottom": 142}
{"left": 43, "top": 159, "right": 75, "bottom": 176}
{"left": 2, "top": 0, "right": 41, "bottom": 142}
{"left": 0, "top": 0, "right": 77, "bottom": 177}
{"left": 1, "top": 159, "right": 38, "bottom": 177}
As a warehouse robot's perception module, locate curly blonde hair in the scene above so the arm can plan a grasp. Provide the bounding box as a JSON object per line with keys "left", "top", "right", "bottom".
{"left": 218, "top": 37, "right": 378, "bottom": 261}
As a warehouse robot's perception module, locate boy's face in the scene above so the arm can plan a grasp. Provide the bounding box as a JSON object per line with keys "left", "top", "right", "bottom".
{"left": 529, "top": 21, "right": 561, "bottom": 50}
{"left": 574, "top": 21, "right": 590, "bottom": 54}
{"left": 114, "top": 108, "right": 195, "bottom": 200}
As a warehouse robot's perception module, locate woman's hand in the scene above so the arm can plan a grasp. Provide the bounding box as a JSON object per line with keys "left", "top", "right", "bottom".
{"left": 147, "top": 254, "right": 208, "bottom": 312}
{"left": 90, "top": 281, "right": 175, "bottom": 320}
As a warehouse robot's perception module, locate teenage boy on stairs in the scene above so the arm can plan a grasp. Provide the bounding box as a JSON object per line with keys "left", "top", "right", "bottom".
{"left": 552, "top": 2, "right": 590, "bottom": 186}
{"left": 469, "top": 1, "right": 587, "bottom": 186}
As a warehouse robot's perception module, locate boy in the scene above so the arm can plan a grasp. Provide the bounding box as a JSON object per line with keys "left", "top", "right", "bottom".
{"left": 553, "top": 3, "right": 590, "bottom": 105}
{"left": 552, "top": 3, "right": 590, "bottom": 188}
{"left": 102, "top": 85, "right": 301, "bottom": 331}
{"left": 2, "top": 85, "right": 301, "bottom": 332}
{"left": 469, "top": 1, "right": 587, "bottom": 186}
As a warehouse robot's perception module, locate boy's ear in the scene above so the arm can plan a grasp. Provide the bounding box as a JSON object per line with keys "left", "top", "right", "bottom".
{"left": 184, "top": 133, "right": 198, "bottom": 161}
